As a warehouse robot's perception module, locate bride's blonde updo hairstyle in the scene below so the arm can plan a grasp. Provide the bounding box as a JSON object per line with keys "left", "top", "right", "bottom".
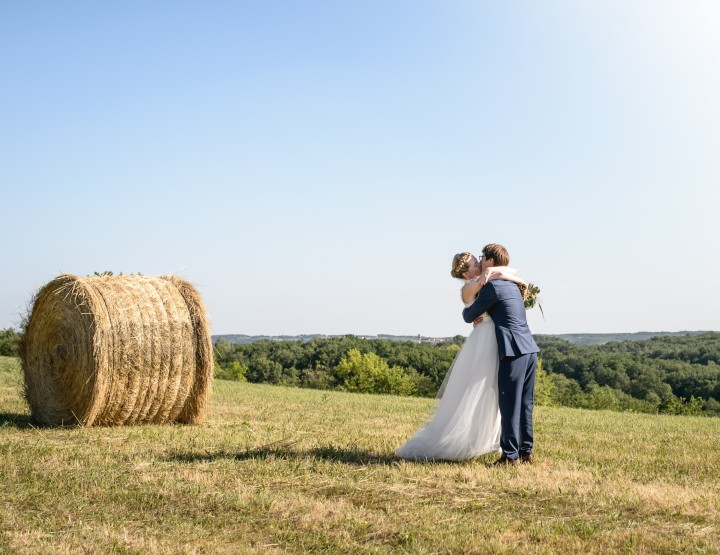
{"left": 451, "top": 252, "right": 473, "bottom": 279}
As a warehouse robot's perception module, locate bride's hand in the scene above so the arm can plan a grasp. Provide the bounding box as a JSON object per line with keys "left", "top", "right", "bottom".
{"left": 477, "top": 268, "right": 493, "bottom": 287}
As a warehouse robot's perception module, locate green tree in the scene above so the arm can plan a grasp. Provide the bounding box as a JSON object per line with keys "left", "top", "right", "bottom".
{"left": 0, "top": 328, "right": 20, "bottom": 357}
{"left": 215, "top": 361, "right": 248, "bottom": 381}
{"left": 534, "top": 360, "right": 555, "bottom": 407}
{"left": 547, "top": 372, "right": 584, "bottom": 407}
{"left": 584, "top": 384, "right": 621, "bottom": 411}
{"left": 335, "top": 349, "right": 415, "bottom": 396}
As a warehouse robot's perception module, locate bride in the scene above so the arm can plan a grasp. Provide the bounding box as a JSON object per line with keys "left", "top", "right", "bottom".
{"left": 395, "top": 252, "right": 526, "bottom": 461}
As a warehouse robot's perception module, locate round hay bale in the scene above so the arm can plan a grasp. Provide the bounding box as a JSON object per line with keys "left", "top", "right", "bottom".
{"left": 20, "top": 274, "right": 213, "bottom": 426}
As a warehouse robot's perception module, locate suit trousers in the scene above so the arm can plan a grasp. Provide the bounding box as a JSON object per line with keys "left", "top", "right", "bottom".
{"left": 497, "top": 352, "right": 537, "bottom": 459}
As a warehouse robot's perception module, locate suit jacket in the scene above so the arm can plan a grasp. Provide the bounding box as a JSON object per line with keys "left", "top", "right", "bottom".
{"left": 462, "top": 279, "right": 539, "bottom": 359}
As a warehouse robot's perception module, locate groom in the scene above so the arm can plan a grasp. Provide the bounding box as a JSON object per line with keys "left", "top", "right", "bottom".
{"left": 462, "top": 243, "right": 540, "bottom": 466}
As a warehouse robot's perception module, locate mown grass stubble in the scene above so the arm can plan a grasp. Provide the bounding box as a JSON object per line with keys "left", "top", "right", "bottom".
{"left": 1, "top": 356, "right": 718, "bottom": 554}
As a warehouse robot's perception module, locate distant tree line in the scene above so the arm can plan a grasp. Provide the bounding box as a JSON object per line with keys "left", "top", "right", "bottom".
{"left": 4, "top": 325, "right": 717, "bottom": 416}
{"left": 214, "top": 332, "right": 720, "bottom": 416}
{"left": 214, "top": 334, "right": 466, "bottom": 397}
{"left": 536, "top": 333, "right": 720, "bottom": 416}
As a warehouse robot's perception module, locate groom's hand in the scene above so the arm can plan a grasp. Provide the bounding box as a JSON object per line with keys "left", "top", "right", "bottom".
{"left": 472, "top": 316, "right": 484, "bottom": 327}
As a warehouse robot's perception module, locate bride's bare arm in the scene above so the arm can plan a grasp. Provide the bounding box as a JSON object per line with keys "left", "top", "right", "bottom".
{"left": 477, "top": 266, "right": 527, "bottom": 288}
{"left": 461, "top": 267, "right": 527, "bottom": 305}
{"left": 461, "top": 279, "right": 483, "bottom": 305}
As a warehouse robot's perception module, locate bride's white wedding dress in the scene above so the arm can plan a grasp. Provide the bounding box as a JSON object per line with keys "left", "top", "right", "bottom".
{"left": 396, "top": 298, "right": 501, "bottom": 461}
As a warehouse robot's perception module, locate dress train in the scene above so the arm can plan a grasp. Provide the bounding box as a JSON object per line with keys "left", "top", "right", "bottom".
{"left": 395, "top": 316, "right": 501, "bottom": 461}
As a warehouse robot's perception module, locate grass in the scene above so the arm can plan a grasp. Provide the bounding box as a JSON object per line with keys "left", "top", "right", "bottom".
{"left": 1, "top": 354, "right": 719, "bottom": 554}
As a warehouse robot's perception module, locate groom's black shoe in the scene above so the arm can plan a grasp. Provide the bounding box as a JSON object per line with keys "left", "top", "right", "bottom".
{"left": 492, "top": 455, "right": 519, "bottom": 467}
{"left": 520, "top": 454, "right": 533, "bottom": 464}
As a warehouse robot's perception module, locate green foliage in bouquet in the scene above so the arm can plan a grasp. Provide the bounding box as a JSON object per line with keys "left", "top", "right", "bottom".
{"left": 519, "top": 282, "right": 544, "bottom": 319}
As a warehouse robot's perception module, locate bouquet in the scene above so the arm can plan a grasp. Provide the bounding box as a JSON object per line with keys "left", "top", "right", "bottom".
{"left": 518, "top": 282, "right": 544, "bottom": 319}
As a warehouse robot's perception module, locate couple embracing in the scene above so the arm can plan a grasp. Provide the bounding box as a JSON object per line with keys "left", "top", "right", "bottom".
{"left": 396, "top": 243, "right": 539, "bottom": 466}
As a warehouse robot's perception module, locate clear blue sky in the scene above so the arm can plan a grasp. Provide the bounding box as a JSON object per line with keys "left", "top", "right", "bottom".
{"left": 2, "top": 1, "right": 719, "bottom": 337}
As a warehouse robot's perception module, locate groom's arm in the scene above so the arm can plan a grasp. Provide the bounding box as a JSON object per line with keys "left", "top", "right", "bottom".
{"left": 462, "top": 282, "right": 498, "bottom": 323}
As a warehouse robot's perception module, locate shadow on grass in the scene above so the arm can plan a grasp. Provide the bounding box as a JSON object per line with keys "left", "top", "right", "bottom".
{"left": 0, "top": 412, "right": 34, "bottom": 429}
{"left": 167, "top": 441, "right": 487, "bottom": 467}
{"left": 167, "top": 441, "right": 403, "bottom": 467}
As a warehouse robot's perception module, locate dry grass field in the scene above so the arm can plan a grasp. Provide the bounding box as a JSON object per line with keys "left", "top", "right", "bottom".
{"left": 1, "top": 355, "right": 719, "bottom": 554}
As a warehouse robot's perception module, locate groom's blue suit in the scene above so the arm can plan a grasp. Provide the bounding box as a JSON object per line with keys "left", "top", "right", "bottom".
{"left": 462, "top": 279, "right": 540, "bottom": 460}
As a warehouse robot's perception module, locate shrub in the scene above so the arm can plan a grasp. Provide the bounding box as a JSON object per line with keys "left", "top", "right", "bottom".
{"left": 0, "top": 328, "right": 20, "bottom": 357}
{"left": 335, "top": 349, "right": 415, "bottom": 396}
